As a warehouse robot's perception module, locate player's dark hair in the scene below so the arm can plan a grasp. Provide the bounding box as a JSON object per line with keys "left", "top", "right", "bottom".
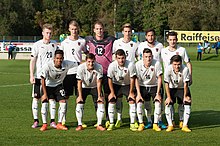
{"left": 55, "top": 49, "right": 64, "bottom": 56}
{"left": 115, "top": 49, "right": 126, "bottom": 57}
{"left": 167, "top": 31, "right": 178, "bottom": 39}
{"left": 86, "top": 53, "right": 96, "bottom": 60}
{"left": 145, "top": 28, "right": 156, "bottom": 36}
{"left": 170, "top": 55, "right": 182, "bottom": 64}
{"left": 93, "top": 20, "right": 104, "bottom": 28}
{"left": 143, "top": 48, "right": 152, "bottom": 54}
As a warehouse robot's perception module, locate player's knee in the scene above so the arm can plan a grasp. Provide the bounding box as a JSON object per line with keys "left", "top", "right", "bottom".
{"left": 59, "top": 99, "right": 66, "bottom": 103}
{"left": 128, "top": 97, "right": 135, "bottom": 104}
{"left": 184, "top": 101, "right": 191, "bottom": 105}
{"left": 42, "top": 99, "right": 48, "bottom": 103}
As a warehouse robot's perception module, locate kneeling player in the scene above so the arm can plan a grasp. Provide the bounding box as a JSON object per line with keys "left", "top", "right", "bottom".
{"left": 107, "top": 49, "right": 137, "bottom": 131}
{"left": 135, "top": 48, "right": 163, "bottom": 131}
{"left": 164, "top": 55, "right": 192, "bottom": 132}
{"left": 40, "top": 50, "right": 77, "bottom": 131}
{"left": 75, "top": 53, "right": 106, "bottom": 131}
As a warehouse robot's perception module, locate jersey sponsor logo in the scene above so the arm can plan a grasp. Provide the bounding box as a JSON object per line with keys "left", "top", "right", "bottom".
{"left": 174, "top": 80, "right": 178, "bottom": 84}
{"left": 145, "top": 75, "right": 150, "bottom": 79}
{"left": 119, "top": 76, "right": 124, "bottom": 80}
{"left": 95, "top": 46, "right": 105, "bottom": 56}
{"left": 55, "top": 74, "right": 61, "bottom": 79}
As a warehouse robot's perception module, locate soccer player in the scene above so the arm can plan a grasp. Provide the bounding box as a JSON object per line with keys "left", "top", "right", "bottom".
{"left": 60, "top": 20, "right": 86, "bottom": 125}
{"left": 161, "top": 31, "right": 192, "bottom": 128}
{"left": 112, "top": 23, "right": 139, "bottom": 128}
{"left": 135, "top": 48, "right": 163, "bottom": 132}
{"left": 29, "top": 23, "right": 57, "bottom": 129}
{"left": 40, "top": 49, "right": 78, "bottom": 131}
{"left": 75, "top": 53, "right": 106, "bottom": 131}
{"left": 164, "top": 55, "right": 192, "bottom": 132}
{"left": 85, "top": 21, "right": 115, "bottom": 127}
{"left": 137, "top": 28, "right": 166, "bottom": 129}
{"left": 107, "top": 49, "right": 137, "bottom": 131}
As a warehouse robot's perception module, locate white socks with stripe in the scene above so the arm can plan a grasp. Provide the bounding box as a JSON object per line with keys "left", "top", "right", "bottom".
{"left": 97, "top": 103, "right": 105, "bottom": 125}
{"left": 58, "top": 102, "right": 66, "bottom": 123}
{"left": 32, "top": 98, "right": 39, "bottom": 120}
{"left": 137, "top": 102, "right": 143, "bottom": 123}
{"left": 76, "top": 104, "right": 84, "bottom": 126}
{"left": 108, "top": 103, "right": 115, "bottom": 124}
{"left": 41, "top": 102, "right": 48, "bottom": 124}
{"left": 154, "top": 101, "right": 161, "bottom": 124}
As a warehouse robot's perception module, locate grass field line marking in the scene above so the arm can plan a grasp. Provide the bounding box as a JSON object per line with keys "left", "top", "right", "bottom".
{"left": 0, "top": 83, "right": 30, "bottom": 88}
{"left": 0, "top": 72, "right": 29, "bottom": 75}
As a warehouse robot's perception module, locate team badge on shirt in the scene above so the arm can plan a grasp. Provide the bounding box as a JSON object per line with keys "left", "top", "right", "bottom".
{"left": 151, "top": 68, "right": 154, "bottom": 71}
{"left": 78, "top": 42, "right": 81, "bottom": 46}
{"left": 124, "top": 69, "right": 127, "bottom": 73}
{"left": 130, "top": 43, "right": 133, "bottom": 47}
{"left": 179, "top": 74, "right": 181, "bottom": 77}
{"left": 156, "top": 48, "right": 158, "bottom": 52}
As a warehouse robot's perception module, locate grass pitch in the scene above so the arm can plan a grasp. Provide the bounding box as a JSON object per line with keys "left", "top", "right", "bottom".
{"left": 0, "top": 47, "right": 220, "bottom": 146}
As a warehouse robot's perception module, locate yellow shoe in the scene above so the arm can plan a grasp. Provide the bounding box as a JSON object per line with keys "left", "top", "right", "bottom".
{"left": 82, "top": 123, "right": 87, "bottom": 128}
{"left": 153, "top": 124, "right": 161, "bottom": 132}
{"left": 179, "top": 121, "right": 183, "bottom": 129}
{"left": 62, "top": 120, "right": 65, "bottom": 126}
{"left": 105, "top": 121, "right": 110, "bottom": 128}
{"left": 166, "top": 126, "right": 174, "bottom": 132}
{"left": 115, "top": 120, "right": 122, "bottom": 128}
{"left": 182, "top": 126, "right": 191, "bottom": 132}
{"left": 107, "top": 124, "right": 114, "bottom": 131}
{"left": 134, "top": 121, "right": 139, "bottom": 128}
{"left": 138, "top": 123, "right": 145, "bottom": 131}
{"left": 94, "top": 123, "right": 98, "bottom": 127}
{"left": 130, "top": 124, "right": 138, "bottom": 131}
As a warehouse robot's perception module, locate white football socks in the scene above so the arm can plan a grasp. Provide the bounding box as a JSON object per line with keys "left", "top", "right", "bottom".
{"left": 154, "top": 101, "right": 161, "bottom": 124}
{"left": 116, "top": 98, "right": 123, "bottom": 121}
{"left": 97, "top": 103, "right": 105, "bottom": 125}
{"left": 129, "top": 103, "right": 136, "bottom": 124}
{"left": 178, "top": 104, "right": 184, "bottom": 121}
{"left": 144, "top": 101, "right": 152, "bottom": 123}
{"left": 165, "top": 105, "right": 173, "bottom": 126}
{"left": 183, "top": 105, "right": 191, "bottom": 126}
{"left": 58, "top": 102, "right": 66, "bottom": 123}
{"left": 76, "top": 104, "right": 84, "bottom": 126}
{"left": 108, "top": 103, "right": 115, "bottom": 124}
{"left": 41, "top": 102, "right": 48, "bottom": 124}
{"left": 136, "top": 102, "right": 143, "bottom": 123}
{"left": 32, "top": 98, "right": 39, "bottom": 120}
{"left": 49, "top": 99, "right": 56, "bottom": 120}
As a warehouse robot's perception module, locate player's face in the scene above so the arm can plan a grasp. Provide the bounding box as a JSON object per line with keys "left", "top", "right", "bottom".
{"left": 116, "top": 55, "right": 126, "bottom": 67}
{"left": 42, "top": 28, "right": 52, "bottom": 41}
{"left": 94, "top": 24, "right": 104, "bottom": 38}
{"left": 172, "top": 61, "right": 181, "bottom": 73}
{"left": 69, "top": 25, "right": 79, "bottom": 36}
{"left": 54, "top": 54, "right": 64, "bottom": 68}
{"left": 86, "top": 58, "right": 95, "bottom": 70}
{"left": 167, "top": 36, "right": 177, "bottom": 48}
{"left": 146, "top": 31, "right": 155, "bottom": 44}
{"left": 143, "top": 52, "right": 153, "bottom": 65}
{"left": 122, "top": 27, "right": 132, "bottom": 39}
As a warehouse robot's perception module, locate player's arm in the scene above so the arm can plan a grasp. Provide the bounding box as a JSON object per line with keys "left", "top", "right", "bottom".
{"left": 41, "top": 77, "right": 48, "bottom": 102}
{"left": 128, "top": 76, "right": 136, "bottom": 100}
{"left": 135, "top": 78, "right": 143, "bottom": 102}
{"left": 108, "top": 77, "right": 116, "bottom": 100}
{"left": 77, "top": 79, "right": 83, "bottom": 103}
{"left": 29, "top": 57, "right": 36, "bottom": 84}
{"left": 155, "top": 74, "right": 162, "bottom": 103}
{"left": 183, "top": 82, "right": 191, "bottom": 104}
{"left": 186, "top": 62, "right": 192, "bottom": 85}
{"left": 164, "top": 82, "right": 172, "bottom": 105}
{"left": 97, "top": 78, "right": 104, "bottom": 103}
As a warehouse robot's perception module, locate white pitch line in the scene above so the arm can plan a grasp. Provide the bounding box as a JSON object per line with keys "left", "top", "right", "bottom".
{"left": 0, "top": 83, "right": 30, "bottom": 88}
{"left": 0, "top": 72, "right": 29, "bottom": 75}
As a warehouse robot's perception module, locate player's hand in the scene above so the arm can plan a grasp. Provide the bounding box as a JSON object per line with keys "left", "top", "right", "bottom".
{"left": 128, "top": 92, "right": 135, "bottom": 99}
{"left": 183, "top": 96, "right": 191, "bottom": 104}
{"left": 41, "top": 94, "right": 48, "bottom": 102}
{"left": 165, "top": 98, "right": 172, "bottom": 105}
{"left": 76, "top": 96, "right": 83, "bottom": 103}
{"left": 97, "top": 96, "right": 104, "bottom": 103}
{"left": 108, "top": 92, "right": 116, "bottom": 102}
{"left": 189, "top": 75, "right": 193, "bottom": 85}
{"left": 155, "top": 94, "right": 162, "bottom": 103}
{"left": 30, "top": 75, "right": 35, "bottom": 84}
{"left": 136, "top": 94, "right": 143, "bottom": 103}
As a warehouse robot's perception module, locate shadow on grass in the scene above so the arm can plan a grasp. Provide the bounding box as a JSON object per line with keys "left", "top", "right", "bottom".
{"left": 202, "top": 54, "right": 218, "bottom": 61}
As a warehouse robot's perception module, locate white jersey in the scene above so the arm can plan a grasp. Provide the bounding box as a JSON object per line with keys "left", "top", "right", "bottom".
{"left": 107, "top": 60, "right": 136, "bottom": 85}
{"left": 31, "top": 40, "right": 57, "bottom": 79}
{"left": 164, "top": 64, "right": 190, "bottom": 88}
{"left": 136, "top": 59, "right": 162, "bottom": 87}
{"left": 161, "top": 46, "right": 190, "bottom": 69}
{"left": 40, "top": 60, "right": 78, "bottom": 87}
{"left": 137, "top": 41, "right": 163, "bottom": 62}
{"left": 113, "top": 38, "right": 139, "bottom": 62}
{"left": 76, "top": 62, "right": 103, "bottom": 88}
{"left": 60, "top": 36, "right": 86, "bottom": 74}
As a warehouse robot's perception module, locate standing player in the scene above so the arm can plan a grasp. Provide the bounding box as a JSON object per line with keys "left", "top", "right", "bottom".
{"left": 161, "top": 31, "right": 192, "bottom": 128}
{"left": 40, "top": 50, "right": 78, "bottom": 131}
{"left": 29, "top": 23, "right": 57, "bottom": 129}
{"left": 75, "top": 53, "right": 106, "bottom": 131}
{"left": 85, "top": 21, "right": 115, "bottom": 127}
{"left": 135, "top": 48, "right": 163, "bottom": 131}
{"left": 107, "top": 49, "right": 137, "bottom": 131}
{"left": 112, "top": 23, "right": 139, "bottom": 128}
{"left": 137, "top": 28, "right": 166, "bottom": 129}
{"left": 164, "top": 55, "right": 192, "bottom": 132}
{"left": 60, "top": 20, "right": 86, "bottom": 125}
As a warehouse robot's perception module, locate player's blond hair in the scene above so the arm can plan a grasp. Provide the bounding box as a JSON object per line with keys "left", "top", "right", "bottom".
{"left": 42, "top": 23, "right": 53, "bottom": 31}
{"left": 122, "top": 23, "right": 132, "bottom": 31}
{"left": 69, "top": 20, "right": 80, "bottom": 31}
